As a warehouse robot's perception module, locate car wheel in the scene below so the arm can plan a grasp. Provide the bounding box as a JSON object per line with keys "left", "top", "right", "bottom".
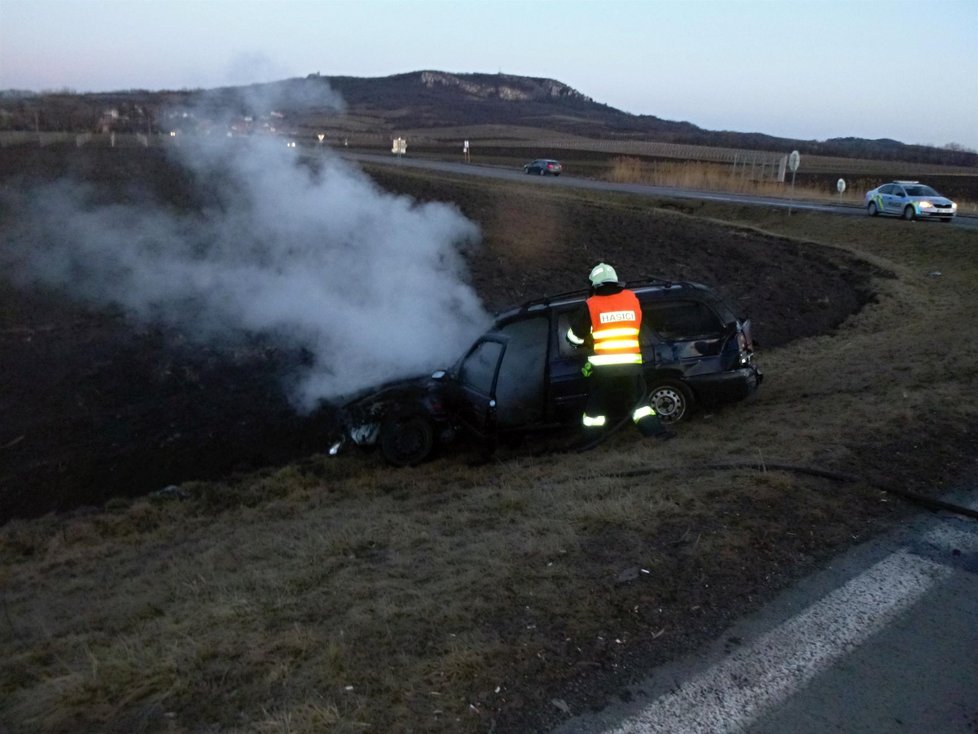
{"left": 539, "top": 168, "right": 546, "bottom": 176}
{"left": 903, "top": 205, "right": 916, "bottom": 221}
{"left": 867, "top": 201, "right": 878, "bottom": 217}
{"left": 647, "top": 380, "right": 693, "bottom": 424}
{"left": 380, "top": 415, "right": 435, "bottom": 467}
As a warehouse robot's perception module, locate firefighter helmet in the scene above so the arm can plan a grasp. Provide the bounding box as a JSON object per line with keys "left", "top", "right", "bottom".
{"left": 588, "top": 262, "right": 619, "bottom": 288}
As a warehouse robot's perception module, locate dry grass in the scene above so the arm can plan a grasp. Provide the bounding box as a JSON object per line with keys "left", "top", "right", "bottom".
{"left": 605, "top": 156, "right": 978, "bottom": 214}
{"left": 2, "top": 190, "right": 977, "bottom": 733}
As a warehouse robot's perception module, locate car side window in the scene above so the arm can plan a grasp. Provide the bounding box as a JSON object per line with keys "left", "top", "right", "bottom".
{"left": 644, "top": 300, "right": 724, "bottom": 341}
{"left": 494, "top": 317, "right": 548, "bottom": 426}
{"left": 880, "top": 184, "right": 895, "bottom": 195}
{"left": 459, "top": 340, "right": 503, "bottom": 396}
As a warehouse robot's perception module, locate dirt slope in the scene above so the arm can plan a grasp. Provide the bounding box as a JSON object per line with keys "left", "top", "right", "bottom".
{"left": 0, "top": 147, "right": 873, "bottom": 521}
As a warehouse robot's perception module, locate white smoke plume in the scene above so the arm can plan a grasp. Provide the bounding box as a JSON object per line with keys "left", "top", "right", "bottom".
{"left": 1, "top": 83, "right": 491, "bottom": 411}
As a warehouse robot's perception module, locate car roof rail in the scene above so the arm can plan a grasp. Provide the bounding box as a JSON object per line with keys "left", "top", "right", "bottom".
{"left": 499, "top": 277, "right": 689, "bottom": 319}
{"left": 514, "top": 288, "right": 589, "bottom": 312}
{"left": 893, "top": 180, "right": 919, "bottom": 184}
{"left": 630, "top": 275, "right": 677, "bottom": 288}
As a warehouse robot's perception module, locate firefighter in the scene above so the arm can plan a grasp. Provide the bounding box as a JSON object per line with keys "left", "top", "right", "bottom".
{"left": 566, "top": 262, "right": 675, "bottom": 443}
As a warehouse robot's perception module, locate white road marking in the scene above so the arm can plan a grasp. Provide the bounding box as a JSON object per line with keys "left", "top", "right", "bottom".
{"left": 602, "top": 523, "right": 977, "bottom": 734}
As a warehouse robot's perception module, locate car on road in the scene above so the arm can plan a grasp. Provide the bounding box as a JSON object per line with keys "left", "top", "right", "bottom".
{"left": 330, "top": 278, "right": 763, "bottom": 466}
{"left": 523, "top": 159, "right": 562, "bottom": 176}
{"left": 865, "top": 181, "right": 957, "bottom": 222}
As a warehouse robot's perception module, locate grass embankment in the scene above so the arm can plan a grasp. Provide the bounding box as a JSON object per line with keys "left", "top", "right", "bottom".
{"left": 603, "top": 155, "right": 976, "bottom": 214}
{"left": 2, "top": 191, "right": 977, "bottom": 733}
{"left": 401, "top": 144, "right": 978, "bottom": 213}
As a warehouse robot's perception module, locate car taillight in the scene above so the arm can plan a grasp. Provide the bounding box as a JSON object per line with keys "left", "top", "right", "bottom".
{"left": 736, "top": 333, "right": 752, "bottom": 365}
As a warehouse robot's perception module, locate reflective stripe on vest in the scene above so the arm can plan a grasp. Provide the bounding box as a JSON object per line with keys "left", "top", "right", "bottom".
{"left": 582, "top": 413, "right": 606, "bottom": 427}
{"left": 589, "top": 353, "right": 643, "bottom": 366}
{"left": 586, "top": 290, "right": 643, "bottom": 367}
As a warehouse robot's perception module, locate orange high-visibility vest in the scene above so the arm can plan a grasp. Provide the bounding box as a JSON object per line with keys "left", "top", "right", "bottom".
{"left": 586, "top": 290, "right": 643, "bottom": 366}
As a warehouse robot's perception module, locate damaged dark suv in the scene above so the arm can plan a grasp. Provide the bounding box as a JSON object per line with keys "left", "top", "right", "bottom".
{"left": 330, "top": 278, "right": 762, "bottom": 466}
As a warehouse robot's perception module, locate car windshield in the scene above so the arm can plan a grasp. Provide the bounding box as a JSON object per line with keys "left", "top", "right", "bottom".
{"left": 904, "top": 185, "right": 939, "bottom": 197}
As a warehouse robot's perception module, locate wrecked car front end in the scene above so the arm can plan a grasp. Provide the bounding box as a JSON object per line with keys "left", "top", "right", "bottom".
{"left": 328, "top": 372, "right": 457, "bottom": 466}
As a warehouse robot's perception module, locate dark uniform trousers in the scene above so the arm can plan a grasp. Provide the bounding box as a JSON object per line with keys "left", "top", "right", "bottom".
{"left": 584, "top": 363, "right": 665, "bottom": 437}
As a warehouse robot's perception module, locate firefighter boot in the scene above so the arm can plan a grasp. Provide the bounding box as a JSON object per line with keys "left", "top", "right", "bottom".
{"left": 637, "top": 413, "right": 676, "bottom": 440}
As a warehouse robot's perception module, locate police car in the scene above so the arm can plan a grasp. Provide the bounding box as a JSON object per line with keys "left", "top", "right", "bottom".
{"left": 865, "top": 181, "right": 957, "bottom": 222}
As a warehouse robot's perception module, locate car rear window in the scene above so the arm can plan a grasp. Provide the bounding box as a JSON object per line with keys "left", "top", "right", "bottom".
{"left": 644, "top": 300, "right": 724, "bottom": 341}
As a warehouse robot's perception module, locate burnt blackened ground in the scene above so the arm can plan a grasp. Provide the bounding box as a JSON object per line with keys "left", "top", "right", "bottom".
{"left": 0, "top": 146, "right": 875, "bottom": 522}
{"left": 0, "top": 283, "right": 336, "bottom": 522}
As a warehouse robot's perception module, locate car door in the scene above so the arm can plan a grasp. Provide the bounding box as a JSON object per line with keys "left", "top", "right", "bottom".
{"left": 455, "top": 337, "right": 505, "bottom": 436}
{"left": 551, "top": 308, "right": 591, "bottom": 423}
{"left": 453, "top": 317, "right": 550, "bottom": 435}
{"left": 889, "top": 185, "right": 908, "bottom": 214}
{"left": 493, "top": 317, "right": 549, "bottom": 429}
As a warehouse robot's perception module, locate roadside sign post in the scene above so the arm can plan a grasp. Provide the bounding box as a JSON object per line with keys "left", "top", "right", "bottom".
{"left": 463, "top": 139, "right": 470, "bottom": 163}
{"left": 788, "top": 150, "right": 801, "bottom": 215}
{"left": 392, "top": 137, "right": 407, "bottom": 158}
{"left": 837, "top": 177, "right": 846, "bottom": 202}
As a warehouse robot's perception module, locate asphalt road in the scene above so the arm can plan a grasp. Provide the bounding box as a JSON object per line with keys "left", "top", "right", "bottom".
{"left": 340, "top": 151, "right": 978, "bottom": 230}
{"left": 553, "top": 492, "right": 978, "bottom": 734}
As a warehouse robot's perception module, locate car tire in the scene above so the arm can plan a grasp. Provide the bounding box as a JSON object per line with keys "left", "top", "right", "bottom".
{"left": 867, "top": 201, "right": 878, "bottom": 217}
{"left": 539, "top": 168, "right": 546, "bottom": 176}
{"left": 903, "top": 205, "right": 916, "bottom": 221}
{"left": 647, "top": 380, "right": 693, "bottom": 424}
{"left": 380, "top": 415, "right": 435, "bottom": 467}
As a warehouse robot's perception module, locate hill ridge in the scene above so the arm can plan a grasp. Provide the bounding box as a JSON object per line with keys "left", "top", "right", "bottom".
{"left": 1, "top": 70, "right": 976, "bottom": 167}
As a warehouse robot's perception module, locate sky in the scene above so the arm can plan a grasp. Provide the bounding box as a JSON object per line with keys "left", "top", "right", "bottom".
{"left": 1, "top": 0, "right": 977, "bottom": 149}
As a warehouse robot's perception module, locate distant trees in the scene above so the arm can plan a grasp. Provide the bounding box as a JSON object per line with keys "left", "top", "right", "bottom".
{"left": 943, "top": 142, "right": 977, "bottom": 154}
{"left": 0, "top": 92, "right": 159, "bottom": 133}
